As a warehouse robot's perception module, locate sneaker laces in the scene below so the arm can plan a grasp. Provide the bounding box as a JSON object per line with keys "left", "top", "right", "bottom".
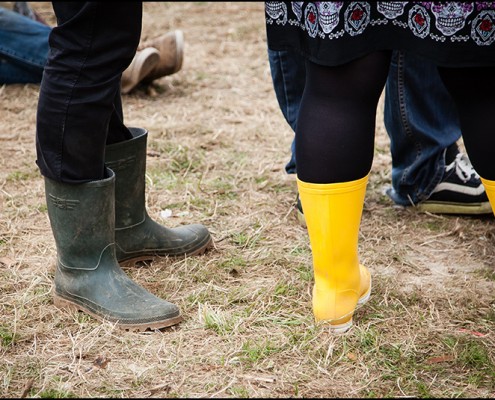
{"left": 445, "top": 152, "right": 480, "bottom": 183}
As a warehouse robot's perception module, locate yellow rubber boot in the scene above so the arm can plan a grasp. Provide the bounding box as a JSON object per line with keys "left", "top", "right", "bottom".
{"left": 480, "top": 177, "right": 495, "bottom": 215}
{"left": 297, "top": 175, "right": 371, "bottom": 333}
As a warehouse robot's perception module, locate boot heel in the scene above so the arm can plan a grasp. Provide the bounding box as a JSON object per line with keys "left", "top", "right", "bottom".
{"left": 329, "top": 319, "right": 353, "bottom": 334}
{"left": 319, "top": 312, "right": 354, "bottom": 334}
{"left": 53, "top": 293, "right": 79, "bottom": 312}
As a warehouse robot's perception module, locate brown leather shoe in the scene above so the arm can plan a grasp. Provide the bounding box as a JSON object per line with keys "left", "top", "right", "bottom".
{"left": 121, "top": 47, "right": 160, "bottom": 94}
{"left": 141, "top": 30, "right": 184, "bottom": 83}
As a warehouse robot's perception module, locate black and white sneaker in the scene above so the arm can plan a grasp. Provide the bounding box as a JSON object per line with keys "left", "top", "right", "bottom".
{"left": 417, "top": 150, "right": 492, "bottom": 215}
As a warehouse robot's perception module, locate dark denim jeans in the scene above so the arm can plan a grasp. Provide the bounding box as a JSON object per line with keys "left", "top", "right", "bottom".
{"left": 0, "top": 6, "right": 50, "bottom": 84}
{"left": 36, "top": 2, "right": 142, "bottom": 183}
{"left": 268, "top": 49, "right": 461, "bottom": 205}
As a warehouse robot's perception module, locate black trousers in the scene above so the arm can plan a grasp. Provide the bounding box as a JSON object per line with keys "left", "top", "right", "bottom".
{"left": 36, "top": 2, "right": 142, "bottom": 183}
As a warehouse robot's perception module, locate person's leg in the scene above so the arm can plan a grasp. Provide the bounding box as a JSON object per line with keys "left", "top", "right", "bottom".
{"left": 267, "top": 48, "right": 308, "bottom": 225}
{"left": 0, "top": 6, "right": 50, "bottom": 84}
{"left": 38, "top": 2, "right": 187, "bottom": 330}
{"left": 105, "top": 126, "right": 213, "bottom": 265}
{"left": 106, "top": 58, "right": 213, "bottom": 265}
{"left": 36, "top": 2, "right": 140, "bottom": 183}
{"left": 385, "top": 50, "right": 490, "bottom": 214}
{"left": 437, "top": 67, "right": 495, "bottom": 218}
{"left": 437, "top": 67, "right": 495, "bottom": 182}
{"left": 296, "top": 52, "right": 391, "bottom": 332}
{"left": 267, "top": 48, "right": 306, "bottom": 175}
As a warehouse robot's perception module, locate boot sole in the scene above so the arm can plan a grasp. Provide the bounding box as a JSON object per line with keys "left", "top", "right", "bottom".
{"left": 118, "top": 236, "right": 214, "bottom": 268}
{"left": 416, "top": 201, "right": 493, "bottom": 215}
{"left": 325, "top": 275, "right": 372, "bottom": 334}
{"left": 53, "top": 294, "right": 183, "bottom": 332}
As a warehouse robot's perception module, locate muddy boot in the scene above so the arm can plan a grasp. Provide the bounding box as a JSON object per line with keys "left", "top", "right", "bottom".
{"left": 45, "top": 169, "right": 182, "bottom": 331}
{"left": 105, "top": 127, "right": 213, "bottom": 266}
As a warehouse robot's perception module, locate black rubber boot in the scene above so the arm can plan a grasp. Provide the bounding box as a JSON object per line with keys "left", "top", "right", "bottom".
{"left": 105, "top": 127, "right": 213, "bottom": 266}
{"left": 45, "top": 169, "right": 182, "bottom": 331}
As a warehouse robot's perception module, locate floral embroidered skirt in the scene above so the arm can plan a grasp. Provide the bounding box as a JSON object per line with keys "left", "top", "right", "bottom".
{"left": 265, "top": 2, "right": 495, "bottom": 67}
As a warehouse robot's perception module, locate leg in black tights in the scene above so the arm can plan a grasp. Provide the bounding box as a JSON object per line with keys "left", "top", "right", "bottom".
{"left": 437, "top": 67, "right": 495, "bottom": 181}
{"left": 296, "top": 51, "right": 392, "bottom": 184}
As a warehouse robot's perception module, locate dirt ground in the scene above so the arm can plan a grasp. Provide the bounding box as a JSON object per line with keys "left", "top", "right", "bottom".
{"left": 1, "top": 2, "right": 494, "bottom": 398}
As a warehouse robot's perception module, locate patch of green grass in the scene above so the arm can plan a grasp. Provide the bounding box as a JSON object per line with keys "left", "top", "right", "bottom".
{"left": 231, "top": 231, "right": 249, "bottom": 247}
{"left": 474, "top": 266, "right": 495, "bottom": 281}
{"left": 75, "top": 312, "right": 93, "bottom": 325}
{"left": 458, "top": 340, "right": 494, "bottom": 371}
{"left": 188, "top": 197, "right": 212, "bottom": 211}
{"left": 289, "top": 245, "right": 310, "bottom": 256}
{"left": 423, "top": 220, "right": 447, "bottom": 233}
{"left": 254, "top": 175, "right": 268, "bottom": 185}
{"left": 483, "top": 308, "right": 495, "bottom": 323}
{"left": 441, "top": 335, "right": 495, "bottom": 382}
{"left": 219, "top": 255, "right": 246, "bottom": 271}
{"left": 274, "top": 282, "right": 293, "bottom": 296}
{"left": 295, "top": 264, "right": 312, "bottom": 282}
{"left": 442, "top": 335, "right": 458, "bottom": 349}
{"left": 240, "top": 339, "right": 281, "bottom": 365}
{"left": 209, "top": 178, "right": 238, "bottom": 201}
{"left": 0, "top": 327, "right": 16, "bottom": 347}
{"left": 200, "top": 305, "right": 237, "bottom": 335}
{"left": 6, "top": 170, "right": 34, "bottom": 182}
{"left": 230, "top": 228, "right": 264, "bottom": 249}
{"left": 39, "top": 389, "right": 76, "bottom": 398}
{"left": 286, "top": 326, "right": 319, "bottom": 350}
{"left": 357, "top": 327, "right": 379, "bottom": 352}
{"left": 228, "top": 386, "right": 249, "bottom": 397}
{"left": 380, "top": 343, "right": 406, "bottom": 369}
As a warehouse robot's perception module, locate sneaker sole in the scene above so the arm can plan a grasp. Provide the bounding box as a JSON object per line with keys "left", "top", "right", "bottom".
{"left": 416, "top": 201, "right": 493, "bottom": 215}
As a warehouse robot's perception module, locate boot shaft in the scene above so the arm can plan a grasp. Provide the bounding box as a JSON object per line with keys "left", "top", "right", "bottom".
{"left": 297, "top": 175, "right": 371, "bottom": 330}
{"left": 45, "top": 169, "right": 116, "bottom": 270}
{"left": 104, "top": 127, "right": 213, "bottom": 263}
{"left": 105, "top": 127, "right": 147, "bottom": 229}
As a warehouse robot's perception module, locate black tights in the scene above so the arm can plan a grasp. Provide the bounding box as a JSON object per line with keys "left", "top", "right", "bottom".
{"left": 296, "top": 52, "right": 495, "bottom": 183}
{"left": 437, "top": 67, "right": 495, "bottom": 180}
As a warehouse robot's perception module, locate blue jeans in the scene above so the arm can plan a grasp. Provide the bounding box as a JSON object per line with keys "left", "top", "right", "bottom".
{"left": 0, "top": 6, "right": 50, "bottom": 84}
{"left": 384, "top": 51, "right": 461, "bottom": 205}
{"left": 268, "top": 49, "right": 461, "bottom": 205}
{"left": 267, "top": 48, "right": 305, "bottom": 175}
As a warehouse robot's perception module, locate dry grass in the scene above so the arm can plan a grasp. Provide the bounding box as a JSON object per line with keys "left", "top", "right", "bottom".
{"left": 1, "top": 2, "right": 494, "bottom": 398}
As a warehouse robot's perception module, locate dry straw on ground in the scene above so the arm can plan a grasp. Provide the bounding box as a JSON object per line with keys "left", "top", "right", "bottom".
{"left": 1, "top": 2, "right": 494, "bottom": 398}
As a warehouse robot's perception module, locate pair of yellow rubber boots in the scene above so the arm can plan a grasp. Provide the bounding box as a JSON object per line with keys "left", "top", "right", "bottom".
{"left": 297, "top": 175, "right": 495, "bottom": 333}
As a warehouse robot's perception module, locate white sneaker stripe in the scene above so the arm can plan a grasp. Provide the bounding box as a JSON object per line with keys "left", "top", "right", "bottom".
{"left": 431, "top": 182, "right": 486, "bottom": 196}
